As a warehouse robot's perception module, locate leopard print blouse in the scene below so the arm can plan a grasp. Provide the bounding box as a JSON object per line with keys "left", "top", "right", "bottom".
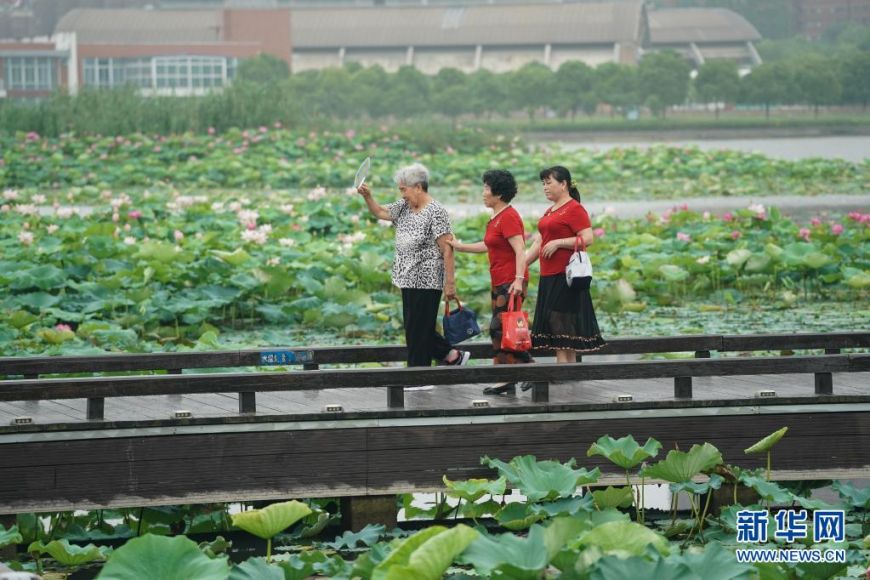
{"left": 386, "top": 199, "right": 453, "bottom": 289}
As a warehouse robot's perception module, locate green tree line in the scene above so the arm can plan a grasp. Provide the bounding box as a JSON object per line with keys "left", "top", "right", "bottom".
{"left": 1, "top": 47, "right": 868, "bottom": 136}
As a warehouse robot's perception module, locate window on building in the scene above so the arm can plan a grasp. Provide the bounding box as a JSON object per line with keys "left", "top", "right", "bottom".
{"left": 5, "top": 56, "right": 55, "bottom": 91}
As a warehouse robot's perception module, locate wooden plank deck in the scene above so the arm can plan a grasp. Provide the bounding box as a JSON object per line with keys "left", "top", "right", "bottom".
{"left": 1, "top": 372, "right": 867, "bottom": 425}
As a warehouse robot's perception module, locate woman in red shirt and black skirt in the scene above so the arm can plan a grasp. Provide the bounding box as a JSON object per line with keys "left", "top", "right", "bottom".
{"left": 525, "top": 166, "right": 605, "bottom": 375}
{"left": 450, "top": 169, "right": 532, "bottom": 394}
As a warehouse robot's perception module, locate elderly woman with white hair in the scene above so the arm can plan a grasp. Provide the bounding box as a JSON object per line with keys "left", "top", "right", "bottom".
{"left": 357, "top": 163, "right": 471, "bottom": 369}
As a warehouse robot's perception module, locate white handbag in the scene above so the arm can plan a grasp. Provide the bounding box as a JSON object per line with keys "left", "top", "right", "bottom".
{"left": 565, "top": 235, "right": 592, "bottom": 290}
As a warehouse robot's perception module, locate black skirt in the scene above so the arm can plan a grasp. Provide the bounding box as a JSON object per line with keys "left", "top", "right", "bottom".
{"left": 531, "top": 273, "right": 606, "bottom": 352}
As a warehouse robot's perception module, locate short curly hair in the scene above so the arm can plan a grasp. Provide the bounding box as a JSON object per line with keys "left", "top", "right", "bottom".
{"left": 482, "top": 169, "right": 517, "bottom": 203}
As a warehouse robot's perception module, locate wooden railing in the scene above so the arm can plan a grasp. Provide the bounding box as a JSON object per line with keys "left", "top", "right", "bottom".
{"left": 0, "top": 332, "right": 867, "bottom": 420}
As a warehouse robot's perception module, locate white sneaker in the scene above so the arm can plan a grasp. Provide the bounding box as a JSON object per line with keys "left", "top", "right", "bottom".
{"left": 447, "top": 350, "right": 471, "bottom": 366}
{"left": 404, "top": 385, "right": 435, "bottom": 391}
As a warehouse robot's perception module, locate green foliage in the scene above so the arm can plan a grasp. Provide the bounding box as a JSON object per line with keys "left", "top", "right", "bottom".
{"left": 231, "top": 501, "right": 312, "bottom": 541}
{"left": 236, "top": 54, "right": 290, "bottom": 84}
{"left": 642, "top": 443, "right": 723, "bottom": 483}
{"left": 482, "top": 455, "right": 601, "bottom": 502}
{"left": 97, "top": 534, "right": 228, "bottom": 580}
{"left": 371, "top": 524, "right": 477, "bottom": 580}
{"left": 587, "top": 434, "right": 662, "bottom": 470}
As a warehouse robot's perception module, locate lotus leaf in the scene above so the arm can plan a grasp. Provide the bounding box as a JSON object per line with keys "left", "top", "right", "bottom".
{"left": 372, "top": 524, "right": 477, "bottom": 580}
{"left": 461, "top": 517, "right": 585, "bottom": 579}
{"left": 0, "top": 524, "right": 23, "bottom": 548}
{"left": 591, "top": 486, "right": 635, "bottom": 509}
{"left": 97, "top": 534, "right": 228, "bottom": 580}
{"left": 831, "top": 480, "right": 870, "bottom": 509}
{"left": 745, "top": 427, "right": 789, "bottom": 454}
{"left": 671, "top": 543, "right": 755, "bottom": 580}
{"left": 326, "top": 523, "right": 385, "bottom": 550}
{"left": 659, "top": 264, "right": 689, "bottom": 282}
{"left": 576, "top": 521, "right": 669, "bottom": 557}
{"left": 669, "top": 474, "right": 725, "bottom": 496}
{"left": 28, "top": 539, "right": 109, "bottom": 567}
{"left": 228, "top": 557, "right": 284, "bottom": 580}
{"left": 482, "top": 455, "right": 600, "bottom": 502}
{"left": 590, "top": 555, "right": 691, "bottom": 580}
{"left": 495, "top": 502, "right": 546, "bottom": 530}
{"left": 442, "top": 475, "right": 507, "bottom": 502}
{"left": 231, "top": 500, "right": 312, "bottom": 540}
{"left": 586, "top": 434, "right": 662, "bottom": 470}
{"left": 738, "top": 475, "right": 794, "bottom": 504}
{"left": 642, "top": 443, "right": 723, "bottom": 483}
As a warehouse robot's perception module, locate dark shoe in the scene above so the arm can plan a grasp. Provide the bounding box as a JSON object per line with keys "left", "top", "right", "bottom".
{"left": 520, "top": 381, "right": 547, "bottom": 392}
{"left": 483, "top": 382, "right": 516, "bottom": 395}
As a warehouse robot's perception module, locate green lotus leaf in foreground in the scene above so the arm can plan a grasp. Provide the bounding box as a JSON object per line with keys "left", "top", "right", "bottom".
{"left": 0, "top": 524, "right": 23, "bottom": 549}
{"left": 576, "top": 520, "right": 670, "bottom": 557}
{"left": 591, "top": 486, "right": 635, "bottom": 510}
{"left": 744, "top": 427, "right": 789, "bottom": 454}
{"left": 832, "top": 480, "right": 870, "bottom": 509}
{"left": 442, "top": 475, "right": 507, "bottom": 502}
{"left": 642, "top": 443, "right": 723, "bottom": 483}
{"left": 231, "top": 500, "right": 312, "bottom": 540}
{"left": 28, "top": 539, "right": 109, "bottom": 567}
{"left": 371, "top": 523, "right": 477, "bottom": 580}
{"left": 461, "top": 516, "right": 587, "bottom": 579}
{"left": 97, "top": 534, "right": 228, "bottom": 580}
{"left": 229, "top": 557, "right": 284, "bottom": 580}
{"left": 482, "top": 455, "right": 601, "bottom": 502}
{"left": 587, "top": 434, "right": 662, "bottom": 470}
{"left": 590, "top": 555, "right": 691, "bottom": 580}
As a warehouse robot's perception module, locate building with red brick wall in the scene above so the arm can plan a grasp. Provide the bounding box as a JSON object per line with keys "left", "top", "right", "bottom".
{"left": 0, "top": 7, "right": 291, "bottom": 98}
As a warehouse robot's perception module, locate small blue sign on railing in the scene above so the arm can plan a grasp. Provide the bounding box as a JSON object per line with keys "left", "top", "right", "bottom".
{"left": 259, "top": 350, "right": 315, "bottom": 366}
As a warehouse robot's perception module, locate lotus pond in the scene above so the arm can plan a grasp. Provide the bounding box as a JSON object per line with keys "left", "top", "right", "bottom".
{"left": 1, "top": 432, "right": 868, "bottom": 579}
{"left": 1, "top": 128, "right": 867, "bottom": 200}
{"left": 0, "top": 182, "right": 867, "bottom": 357}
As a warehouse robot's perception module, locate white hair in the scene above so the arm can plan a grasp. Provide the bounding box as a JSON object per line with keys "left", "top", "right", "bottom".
{"left": 393, "top": 163, "right": 430, "bottom": 191}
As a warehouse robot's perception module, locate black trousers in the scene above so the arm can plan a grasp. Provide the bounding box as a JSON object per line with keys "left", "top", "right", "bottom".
{"left": 401, "top": 288, "right": 453, "bottom": 367}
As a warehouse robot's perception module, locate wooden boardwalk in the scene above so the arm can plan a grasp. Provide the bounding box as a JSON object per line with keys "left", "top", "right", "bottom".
{"left": 1, "top": 371, "right": 868, "bottom": 425}
{"left": 1, "top": 333, "right": 867, "bottom": 514}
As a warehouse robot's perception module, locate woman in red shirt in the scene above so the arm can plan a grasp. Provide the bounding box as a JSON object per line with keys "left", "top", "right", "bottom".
{"left": 525, "top": 166, "right": 605, "bottom": 368}
{"left": 450, "top": 169, "right": 531, "bottom": 394}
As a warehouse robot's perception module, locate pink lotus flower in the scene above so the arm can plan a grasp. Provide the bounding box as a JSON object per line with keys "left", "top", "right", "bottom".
{"left": 25, "top": 131, "right": 40, "bottom": 142}
{"left": 731, "top": 230, "right": 741, "bottom": 240}
{"left": 799, "top": 228, "right": 811, "bottom": 241}
{"left": 208, "top": 127, "right": 216, "bottom": 135}
{"left": 274, "top": 121, "right": 282, "bottom": 129}
{"left": 831, "top": 223, "right": 844, "bottom": 235}
{"left": 723, "top": 212, "right": 734, "bottom": 222}
{"left": 128, "top": 210, "right": 142, "bottom": 219}
{"left": 810, "top": 217, "right": 821, "bottom": 227}
{"left": 676, "top": 232, "right": 691, "bottom": 242}
{"left": 259, "top": 126, "right": 268, "bottom": 133}
{"left": 174, "top": 230, "right": 184, "bottom": 242}
{"left": 345, "top": 129, "right": 356, "bottom": 139}
{"left": 112, "top": 213, "right": 120, "bottom": 223}
{"left": 55, "top": 323, "right": 72, "bottom": 333}
{"left": 848, "top": 211, "right": 861, "bottom": 222}
{"left": 593, "top": 227, "right": 605, "bottom": 238}
{"left": 153, "top": 146, "right": 161, "bottom": 153}
{"left": 233, "top": 148, "right": 245, "bottom": 155}
{"left": 18, "top": 231, "right": 34, "bottom": 245}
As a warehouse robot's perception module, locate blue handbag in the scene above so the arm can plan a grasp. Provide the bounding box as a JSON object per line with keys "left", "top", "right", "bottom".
{"left": 443, "top": 298, "right": 481, "bottom": 345}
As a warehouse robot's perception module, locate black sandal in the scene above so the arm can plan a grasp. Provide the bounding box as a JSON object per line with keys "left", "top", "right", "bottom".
{"left": 483, "top": 382, "right": 516, "bottom": 395}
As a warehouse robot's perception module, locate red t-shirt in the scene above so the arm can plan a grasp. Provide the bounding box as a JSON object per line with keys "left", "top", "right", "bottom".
{"left": 484, "top": 206, "right": 529, "bottom": 287}
{"left": 538, "top": 199, "right": 592, "bottom": 277}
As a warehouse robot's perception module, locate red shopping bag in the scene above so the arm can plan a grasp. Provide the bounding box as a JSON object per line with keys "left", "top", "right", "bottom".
{"left": 500, "top": 294, "right": 532, "bottom": 352}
